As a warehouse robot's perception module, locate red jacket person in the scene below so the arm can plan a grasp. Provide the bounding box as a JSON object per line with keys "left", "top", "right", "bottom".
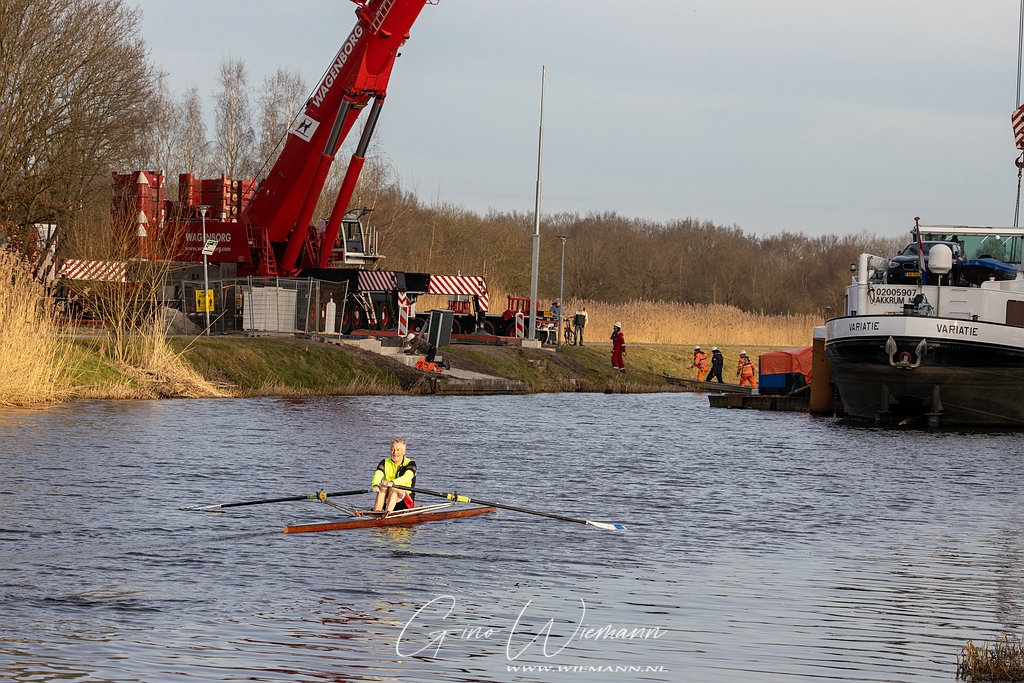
{"left": 611, "top": 322, "right": 626, "bottom": 373}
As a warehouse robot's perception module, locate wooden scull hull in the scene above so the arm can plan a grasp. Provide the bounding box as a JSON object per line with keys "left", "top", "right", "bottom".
{"left": 283, "top": 506, "right": 497, "bottom": 533}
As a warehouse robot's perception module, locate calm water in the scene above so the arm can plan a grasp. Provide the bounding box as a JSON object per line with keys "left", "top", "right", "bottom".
{"left": 2, "top": 392, "right": 1024, "bottom": 681}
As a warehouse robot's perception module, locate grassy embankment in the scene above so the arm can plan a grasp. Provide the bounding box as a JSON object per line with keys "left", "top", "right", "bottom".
{"left": 60, "top": 296, "right": 810, "bottom": 398}
{"left": 64, "top": 336, "right": 782, "bottom": 397}
{"left": 3, "top": 252, "right": 817, "bottom": 404}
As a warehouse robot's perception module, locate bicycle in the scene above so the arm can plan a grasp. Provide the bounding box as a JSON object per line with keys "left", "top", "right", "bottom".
{"left": 563, "top": 320, "right": 576, "bottom": 345}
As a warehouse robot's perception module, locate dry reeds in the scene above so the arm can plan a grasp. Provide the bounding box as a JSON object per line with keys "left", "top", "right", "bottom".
{"left": 114, "top": 321, "right": 228, "bottom": 399}
{"left": 235, "top": 375, "right": 411, "bottom": 397}
{"left": 0, "top": 248, "right": 74, "bottom": 405}
{"left": 416, "top": 287, "right": 819, "bottom": 348}
{"left": 566, "top": 299, "right": 820, "bottom": 347}
{"left": 958, "top": 634, "right": 1024, "bottom": 681}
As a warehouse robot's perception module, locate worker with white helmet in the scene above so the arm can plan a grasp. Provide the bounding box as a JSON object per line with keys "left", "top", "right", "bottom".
{"left": 736, "top": 350, "right": 757, "bottom": 388}
{"left": 689, "top": 345, "right": 709, "bottom": 381}
{"left": 404, "top": 330, "right": 449, "bottom": 370}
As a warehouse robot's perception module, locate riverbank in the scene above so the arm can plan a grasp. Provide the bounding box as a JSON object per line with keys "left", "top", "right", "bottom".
{"left": 63, "top": 336, "right": 782, "bottom": 399}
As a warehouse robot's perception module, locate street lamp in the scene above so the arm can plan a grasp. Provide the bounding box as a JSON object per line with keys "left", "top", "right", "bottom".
{"left": 197, "top": 205, "right": 211, "bottom": 336}
{"left": 556, "top": 235, "right": 569, "bottom": 347}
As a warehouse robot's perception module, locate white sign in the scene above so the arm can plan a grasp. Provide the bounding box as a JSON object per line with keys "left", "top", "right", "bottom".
{"left": 202, "top": 239, "right": 219, "bottom": 256}
{"left": 291, "top": 115, "right": 320, "bottom": 142}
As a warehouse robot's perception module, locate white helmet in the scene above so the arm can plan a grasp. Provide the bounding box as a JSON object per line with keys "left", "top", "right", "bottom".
{"left": 740, "top": 350, "right": 747, "bottom": 356}
{"left": 406, "top": 332, "right": 416, "bottom": 341}
{"left": 694, "top": 346, "right": 701, "bottom": 350}
{"left": 711, "top": 347, "right": 718, "bottom": 352}
{"left": 613, "top": 321, "right": 621, "bottom": 328}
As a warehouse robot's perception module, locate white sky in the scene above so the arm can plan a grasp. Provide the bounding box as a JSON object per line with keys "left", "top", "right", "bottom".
{"left": 138, "top": 0, "right": 1023, "bottom": 238}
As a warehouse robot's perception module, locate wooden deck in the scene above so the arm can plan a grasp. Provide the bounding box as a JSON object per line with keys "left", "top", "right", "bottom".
{"left": 663, "top": 373, "right": 754, "bottom": 395}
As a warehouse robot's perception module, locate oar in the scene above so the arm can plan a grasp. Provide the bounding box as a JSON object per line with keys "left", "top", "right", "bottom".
{"left": 180, "top": 489, "right": 367, "bottom": 512}
{"left": 395, "top": 485, "right": 626, "bottom": 530}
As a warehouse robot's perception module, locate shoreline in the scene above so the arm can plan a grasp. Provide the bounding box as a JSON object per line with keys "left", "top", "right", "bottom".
{"left": 55, "top": 336, "right": 785, "bottom": 402}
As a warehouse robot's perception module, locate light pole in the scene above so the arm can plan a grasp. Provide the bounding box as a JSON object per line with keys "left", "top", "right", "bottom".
{"left": 528, "top": 65, "right": 546, "bottom": 340}
{"left": 197, "top": 205, "right": 211, "bottom": 336}
{"left": 557, "top": 235, "right": 569, "bottom": 347}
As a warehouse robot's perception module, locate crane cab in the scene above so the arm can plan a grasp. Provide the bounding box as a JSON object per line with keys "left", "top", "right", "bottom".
{"left": 320, "top": 210, "right": 383, "bottom": 267}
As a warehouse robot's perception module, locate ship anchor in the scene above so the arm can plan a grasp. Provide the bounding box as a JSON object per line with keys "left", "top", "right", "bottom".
{"left": 885, "top": 336, "right": 927, "bottom": 369}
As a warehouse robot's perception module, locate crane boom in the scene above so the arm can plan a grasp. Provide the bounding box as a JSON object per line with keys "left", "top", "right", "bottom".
{"left": 242, "top": 0, "right": 433, "bottom": 274}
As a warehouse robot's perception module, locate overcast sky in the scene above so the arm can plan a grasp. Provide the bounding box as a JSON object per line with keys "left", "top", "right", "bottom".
{"left": 138, "top": 0, "right": 1023, "bottom": 238}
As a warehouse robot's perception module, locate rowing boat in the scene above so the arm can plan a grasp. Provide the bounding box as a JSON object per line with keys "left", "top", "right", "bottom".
{"left": 282, "top": 502, "right": 497, "bottom": 533}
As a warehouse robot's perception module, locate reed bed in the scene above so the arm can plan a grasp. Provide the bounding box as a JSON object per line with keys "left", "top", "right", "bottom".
{"left": 115, "top": 322, "right": 228, "bottom": 399}
{"left": 236, "top": 375, "right": 413, "bottom": 397}
{"left": 958, "top": 635, "right": 1024, "bottom": 681}
{"left": 563, "top": 299, "right": 819, "bottom": 347}
{"left": 0, "top": 248, "right": 74, "bottom": 405}
{"left": 419, "top": 287, "right": 819, "bottom": 348}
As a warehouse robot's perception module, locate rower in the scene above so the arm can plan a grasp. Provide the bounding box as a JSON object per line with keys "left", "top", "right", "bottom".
{"left": 371, "top": 437, "right": 417, "bottom": 514}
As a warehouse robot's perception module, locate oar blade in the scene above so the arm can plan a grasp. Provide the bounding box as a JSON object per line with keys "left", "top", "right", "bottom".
{"left": 586, "top": 520, "right": 627, "bottom": 531}
{"left": 180, "top": 504, "right": 222, "bottom": 512}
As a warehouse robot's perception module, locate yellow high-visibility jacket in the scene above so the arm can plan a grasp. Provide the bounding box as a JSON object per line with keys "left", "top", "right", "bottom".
{"left": 371, "top": 456, "right": 417, "bottom": 499}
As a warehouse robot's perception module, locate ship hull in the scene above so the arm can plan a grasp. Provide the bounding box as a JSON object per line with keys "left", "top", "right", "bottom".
{"left": 825, "top": 315, "right": 1024, "bottom": 426}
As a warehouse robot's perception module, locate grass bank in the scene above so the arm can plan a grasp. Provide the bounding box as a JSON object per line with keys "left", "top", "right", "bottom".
{"left": 442, "top": 342, "right": 780, "bottom": 392}
{"left": 55, "top": 335, "right": 787, "bottom": 399}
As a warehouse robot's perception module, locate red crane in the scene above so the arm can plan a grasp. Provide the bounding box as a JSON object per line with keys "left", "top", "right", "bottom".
{"left": 241, "top": 0, "right": 436, "bottom": 276}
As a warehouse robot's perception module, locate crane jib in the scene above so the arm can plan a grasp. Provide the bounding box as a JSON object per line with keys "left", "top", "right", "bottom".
{"left": 312, "top": 26, "right": 365, "bottom": 109}
{"left": 240, "top": 0, "right": 433, "bottom": 268}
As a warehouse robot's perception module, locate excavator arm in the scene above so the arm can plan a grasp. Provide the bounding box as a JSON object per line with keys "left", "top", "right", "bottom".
{"left": 242, "top": 0, "right": 435, "bottom": 274}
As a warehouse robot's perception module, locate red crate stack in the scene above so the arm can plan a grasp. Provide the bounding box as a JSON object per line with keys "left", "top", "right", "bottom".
{"left": 110, "top": 171, "right": 165, "bottom": 257}
{"left": 178, "top": 173, "right": 200, "bottom": 207}
{"left": 200, "top": 174, "right": 231, "bottom": 221}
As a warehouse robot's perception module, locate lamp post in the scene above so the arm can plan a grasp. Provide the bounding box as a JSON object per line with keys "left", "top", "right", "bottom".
{"left": 556, "top": 235, "right": 569, "bottom": 346}
{"left": 528, "top": 65, "right": 546, "bottom": 340}
{"left": 197, "top": 205, "right": 211, "bottom": 336}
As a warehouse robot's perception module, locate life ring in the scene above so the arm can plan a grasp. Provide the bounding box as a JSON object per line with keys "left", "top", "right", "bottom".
{"left": 899, "top": 351, "right": 912, "bottom": 363}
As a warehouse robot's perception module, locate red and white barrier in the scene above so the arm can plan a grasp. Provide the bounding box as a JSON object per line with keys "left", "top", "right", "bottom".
{"left": 58, "top": 259, "right": 128, "bottom": 283}
{"left": 397, "top": 291, "right": 411, "bottom": 336}
{"left": 398, "top": 305, "right": 410, "bottom": 336}
{"left": 357, "top": 270, "right": 399, "bottom": 292}
{"left": 515, "top": 311, "right": 525, "bottom": 338}
{"left": 428, "top": 275, "right": 489, "bottom": 312}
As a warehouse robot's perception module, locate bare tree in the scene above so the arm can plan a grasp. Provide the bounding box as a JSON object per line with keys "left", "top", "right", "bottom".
{"left": 213, "top": 57, "right": 255, "bottom": 178}
{"left": 151, "top": 71, "right": 180, "bottom": 175}
{"left": 173, "top": 85, "right": 211, "bottom": 177}
{"left": 0, "top": 0, "right": 155, "bottom": 256}
{"left": 255, "top": 67, "right": 306, "bottom": 175}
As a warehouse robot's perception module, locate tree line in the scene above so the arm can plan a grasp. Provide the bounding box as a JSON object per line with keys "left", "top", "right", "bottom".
{"left": 0, "top": 0, "right": 904, "bottom": 317}
{"left": 339, "top": 172, "right": 904, "bottom": 315}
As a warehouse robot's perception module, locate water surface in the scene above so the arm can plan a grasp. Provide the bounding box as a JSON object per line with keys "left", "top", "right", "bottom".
{"left": 2, "top": 393, "right": 1023, "bottom": 681}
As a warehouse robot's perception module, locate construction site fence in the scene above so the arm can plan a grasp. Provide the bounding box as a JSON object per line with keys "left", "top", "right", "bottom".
{"left": 179, "top": 277, "right": 349, "bottom": 335}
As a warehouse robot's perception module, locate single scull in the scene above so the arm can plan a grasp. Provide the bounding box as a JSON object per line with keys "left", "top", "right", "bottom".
{"left": 283, "top": 502, "right": 496, "bottom": 534}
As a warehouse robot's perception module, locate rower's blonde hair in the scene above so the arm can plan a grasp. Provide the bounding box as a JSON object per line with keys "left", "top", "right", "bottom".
{"left": 391, "top": 437, "right": 406, "bottom": 447}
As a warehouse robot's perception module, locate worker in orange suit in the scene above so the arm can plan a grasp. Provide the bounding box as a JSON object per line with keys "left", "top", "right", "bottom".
{"left": 690, "top": 346, "right": 708, "bottom": 381}
{"left": 610, "top": 322, "right": 626, "bottom": 373}
{"left": 736, "top": 350, "right": 757, "bottom": 388}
